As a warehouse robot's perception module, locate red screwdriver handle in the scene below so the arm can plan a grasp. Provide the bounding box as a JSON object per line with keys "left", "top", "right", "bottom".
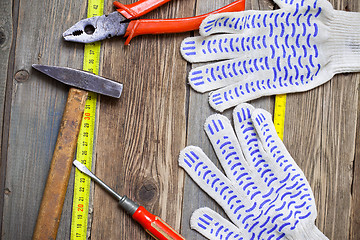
{"left": 123, "top": 0, "right": 246, "bottom": 45}
{"left": 132, "top": 206, "right": 185, "bottom": 240}
{"left": 114, "top": 0, "right": 172, "bottom": 19}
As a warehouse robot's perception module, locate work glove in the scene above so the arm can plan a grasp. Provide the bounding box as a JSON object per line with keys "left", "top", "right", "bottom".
{"left": 179, "top": 103, "right": 328, "bottom": 240}
{"left": 181, "top": 0, "right": 360, "bottom": 112}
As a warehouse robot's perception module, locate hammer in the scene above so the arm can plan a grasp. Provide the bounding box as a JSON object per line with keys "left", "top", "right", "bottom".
{"left": 31, "top": 64, "right": 123, "bottom": 240}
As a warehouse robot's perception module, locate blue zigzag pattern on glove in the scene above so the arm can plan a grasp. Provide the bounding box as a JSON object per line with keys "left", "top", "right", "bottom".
{"left": 183, "top": 149, "right": 274, "bottom": 240}
{"left": 206, "top": 118, "right": 262, "bottom": 200}
{"left": 183, "top": 150, "right": 259, "bottom": 231}
{"left": 181, "top": 108, "right": 315, "bottom": 239}
{"left": 236, "top": 108, "right": 313, "bottom": 228}
{"left": 181, "top": 2, "right": 323, "bottom": 107}
{"left": 197, "top": 213, "right": 244, "bottom": 240}
{"left": 253, "top": 112, "right": 313, "bottom": 219}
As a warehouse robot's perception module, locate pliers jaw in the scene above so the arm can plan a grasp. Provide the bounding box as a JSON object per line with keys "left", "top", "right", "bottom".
{"left": 63, "top": 12, "right": 128, "bottom": 43}
{"left": 63, "top": 0, "right": 246, "bottom": 44}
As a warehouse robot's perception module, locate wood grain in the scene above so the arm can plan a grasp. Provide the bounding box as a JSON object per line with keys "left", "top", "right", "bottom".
{"left": 0, "top": 0, "right": 12, "bottom": 160}
{"left": 181, "top": 0, "right": 274, "bottom": 239}
{"left": 0, "top": 0, "right": 13, "bottom": 235}
{"left": 1, "top": 0, "right": 359, "bottom": 239}
{"left": 351, "top": 80, "right": 360, "bottom": 240}
{"left": 90, "top": 0, "right": 189, "bottom": 239}
{"left": 181, "top": 0, "right": 360, "bottom": 239}
{"left": 1, "top": 0, "right": 86, "bottom": 238}
{"left": 284, "top": 1, "right": 360, "bottom": 238}
{"left": 33, "top": 88, "right": 88, "bottom": 240}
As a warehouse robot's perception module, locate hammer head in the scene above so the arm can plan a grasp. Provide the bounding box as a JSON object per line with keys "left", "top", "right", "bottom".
{"left": 32, "top": 64, "right": 123, "bottom": 98}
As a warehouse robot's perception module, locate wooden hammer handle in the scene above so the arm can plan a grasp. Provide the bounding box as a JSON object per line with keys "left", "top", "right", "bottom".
{"left": 33, "top": 88, "right": 88, "bottom": 240}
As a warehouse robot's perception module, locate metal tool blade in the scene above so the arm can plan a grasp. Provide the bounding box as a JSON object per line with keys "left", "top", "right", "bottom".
{"left": 62, "top": 12, "right": 128, "bottom": 43}
{"left": 73, "top": 160, "right": 96, "bottom": 179}
{"left": 32, "top": 64, "right": 123, "bottom": 98}
{"left": 73, "top": 160, "right": 122, "bottom": 200}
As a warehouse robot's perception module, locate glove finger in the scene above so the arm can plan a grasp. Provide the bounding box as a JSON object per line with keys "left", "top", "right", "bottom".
{"left": 251, "top": 109, "right": 317, "bottom": 216}
{"left": 208, "top": 62, "right": 321, "bottom": 111}
{"left": 204, "top": 114, "right": 255, "bottom": 184}
{"left": 232, "top": 104, "right": 290, "bottom": 212}
{"left": 178, "top": 146, "right": 238, "bottom": 205}
{"left": 232, "top": 103, "right": 300, "bottom": 200}
{"left": 201, "top": 43, "right": 325, "bottom": 112}
{"left": 233, "top": 105, "right": 320, "bottom": 235}
{"left": 181, "top": 9, "right": 282, "bottom": 63}
{"left": 232, "top": 104, "right": 280, "bottom": 185}
{"left": 251, "top": 109, "right": 294, "bottom": 172}
{"left": 187, "top": 53, "right": 277, "bottom": 93}
{"left": 181, "top": 35, "right": 244, "bottom": 63}
{"left": 190, "top": 207, "right": 250, "bottom": 240}
{"left": 191, "top": 207, "right": 289, "bottom": 240}
{"left": 181, "top": 26, "right": 275, "bottom": 63}
{"left": 198, "top": 10, "right": 281, "bottom": 37}
{"left": 186, "top": 38, "right": 316, "bottom": 94}
{"left": 186, "top": 6, "right": 305, "bottom": 63}
{"left": 251, "top": 108, "right": 313, "bottom": 182}
{"left": 232, "top": 103, "right": 262, "bottom": 156}
{"left": 179, "top": 146, "right": 262, "bottom": 228}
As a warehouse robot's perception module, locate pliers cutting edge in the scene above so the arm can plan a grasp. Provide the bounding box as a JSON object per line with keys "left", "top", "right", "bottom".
{"left": 63, "top": 0, "right": 245, "bottom": 45}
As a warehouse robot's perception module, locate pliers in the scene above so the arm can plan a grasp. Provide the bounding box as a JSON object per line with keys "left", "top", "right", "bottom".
{"left": 63, "top": 0, "right": 245, "bottom": 45}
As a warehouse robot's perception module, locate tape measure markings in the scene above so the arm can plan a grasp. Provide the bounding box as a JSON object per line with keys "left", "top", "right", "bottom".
{"left": 71, "top": 91, "right": 97, "bottom": 239}
{"left": 274, "top": 94, "right": 287, "bottom": 141}
{"left": 70, "top": 0, "right": 104, "bottom": 239}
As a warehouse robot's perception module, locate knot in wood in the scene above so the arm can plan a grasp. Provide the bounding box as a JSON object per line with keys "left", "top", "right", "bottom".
{"left": 136, "top": 179, "right": 159, "bottom": 205}
{"left": 4, "top": 188, "right": 11, "bottom": 195}
{"left": 14, "top": 69, "right": 29, "bottom": 82}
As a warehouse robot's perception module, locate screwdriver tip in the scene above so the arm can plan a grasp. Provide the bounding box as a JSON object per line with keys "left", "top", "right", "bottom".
{"left": 73, "top": 160, "right": 92, "bottom": 176}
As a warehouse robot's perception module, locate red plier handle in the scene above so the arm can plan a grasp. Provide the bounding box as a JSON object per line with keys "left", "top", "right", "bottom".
{"left": 114, "top": 0, "right": 246, "bottom": 45}
{"left": 115, "top": 0, "right": 172, "bottom": 19}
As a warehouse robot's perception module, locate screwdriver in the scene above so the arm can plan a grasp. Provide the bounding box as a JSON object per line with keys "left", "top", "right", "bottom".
{"left": 73, "top": 160, "right": 185, "bottom": 240}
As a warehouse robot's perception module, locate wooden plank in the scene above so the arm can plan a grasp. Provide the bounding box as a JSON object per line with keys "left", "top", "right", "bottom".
{"left": 0, "top": 0, "right": 13, "bottom": 234}
{"left": 285, "top": 74, "right": 359, "bottom": 239}
{"left": 1, "top": 0, "right": 87, "bottom": 238}
{"left": 182, "top": 0, "right": 359, "bottom": 239}
{"left": 284, "top": 1, "right": 360, "bottom": 239}
{"left": 89, "top": 0, "right": 189, "bottom": 239}
{"left": 345, "top": 2, "right": 360, "bottom": 240}
{"left": 181, "top": 1, "right": 274, "bottom": 239}
{"left": 351, "top": 85, "right": 360, "bottom": 240}
{"left": 0, "top": 0, "right": 12, "bottom": 156}
{"left": 1, "top": 0, "right": 359, "bottom": 239}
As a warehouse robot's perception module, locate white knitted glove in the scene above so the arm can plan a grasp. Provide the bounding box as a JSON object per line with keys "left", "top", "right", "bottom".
{"left": 179, "top": 103, "right": 328, "bottom": 240}
{"left": 181, "top": 0, "right": 360, "bottom": 112}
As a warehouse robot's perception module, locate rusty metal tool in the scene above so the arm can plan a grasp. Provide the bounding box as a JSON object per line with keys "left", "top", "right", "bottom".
{"left": 32, "top": 64, "right": 123, "bottom": 240}
{"left": 73, "top": 160, "right": 185, "bottom": 240}
{"left": 63, "top": 0, "right": 245, "bottom": 45}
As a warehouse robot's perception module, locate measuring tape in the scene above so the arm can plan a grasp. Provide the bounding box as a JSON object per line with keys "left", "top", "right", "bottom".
{"left": 70, "top": 0, "right": 104, "bottom": 239}
{"left": 273, "top": 94, "right": 287, "bottom": 141}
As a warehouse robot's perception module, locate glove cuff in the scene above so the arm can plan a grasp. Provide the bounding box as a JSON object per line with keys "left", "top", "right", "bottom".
{"left": 329, "top": 10, "right": 360, "bottom": 74}
{"left": 288, "top": 223, "right": 328, "bottom": 240}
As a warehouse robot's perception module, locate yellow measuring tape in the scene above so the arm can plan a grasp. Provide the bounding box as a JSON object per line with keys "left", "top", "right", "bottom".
{"left": 274, "top": 94, "right": 287, "bottom": 141}
{"left": 70, "top": 0, "right": 104, "bottom": 239}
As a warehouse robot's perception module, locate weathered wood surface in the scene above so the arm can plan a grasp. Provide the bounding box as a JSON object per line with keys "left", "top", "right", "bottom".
{"left": 0, "top": 0, "right": 86, "bottom": 238}
{"left": 0, "top": 0, "right": 13, "bottom": 235}
{"left": 0, "top": 0, "right": 359, "bottom": 240}
{"left": 90, "top": 0, "right": 189, "bottom": 239}
{"left": 182, "top": 0, "right": 360, "bottom": 239}
{"left": 181, "top": 1, "right": 274, "bottom": 239}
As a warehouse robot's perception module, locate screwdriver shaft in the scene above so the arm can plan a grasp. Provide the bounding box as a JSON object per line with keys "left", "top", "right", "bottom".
{"left": 73, "top": 160, "right": 121, "bottom": 200}
{"left": 73, "top": 160, "right": 185, "bottom": 240}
